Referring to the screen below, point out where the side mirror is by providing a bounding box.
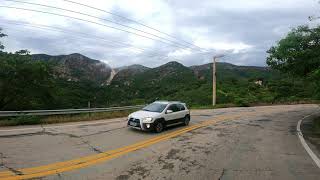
[166,109,173,114]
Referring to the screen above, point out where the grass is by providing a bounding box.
[0,110,134,126]
[0,116,42,126]
[191,101,320,110]
[191,103,238,109]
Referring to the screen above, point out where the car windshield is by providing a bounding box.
[142,103,167,113]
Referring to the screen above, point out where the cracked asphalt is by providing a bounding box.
[0,104,320,180]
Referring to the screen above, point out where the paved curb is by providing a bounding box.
[297,113,320,169]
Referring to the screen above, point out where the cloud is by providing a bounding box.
[0,0,319,68]
[194,39,253,54]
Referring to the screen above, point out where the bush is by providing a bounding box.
[7,116,42,126]
[234,98,250,107]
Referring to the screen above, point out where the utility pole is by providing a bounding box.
[212,55,225,106]
[212,57,216,106]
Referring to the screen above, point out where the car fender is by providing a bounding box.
[154,117,166,126]
[185,113,190,118]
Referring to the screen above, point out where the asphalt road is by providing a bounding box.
[0,104,319,180]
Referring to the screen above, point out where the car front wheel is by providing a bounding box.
[184,116,190,126]
[154,121,164,133]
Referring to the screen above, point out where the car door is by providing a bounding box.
[165,104,180,123]
[176,103,187,119]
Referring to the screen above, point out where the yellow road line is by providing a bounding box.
[1,123,201,176]
[0,113,248,180]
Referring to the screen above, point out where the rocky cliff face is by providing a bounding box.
[32,53,112,84]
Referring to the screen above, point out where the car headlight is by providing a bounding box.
[142,117,153,123]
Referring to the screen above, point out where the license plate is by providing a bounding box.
[129,122,137,126]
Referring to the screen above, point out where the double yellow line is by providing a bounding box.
[0,113,245,180]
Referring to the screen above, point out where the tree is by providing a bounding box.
[267,25,320,78]
[0,29,54,110]
[0,52,56,110]
[267,25,320,99]
[0,28,7,51]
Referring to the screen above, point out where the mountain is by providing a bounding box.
[105,61,202,105]
[111,61,196,86]
[31,53,274,87]
[3,51,314,110]
[104,61,288,106]
[111,64,150,85]
[190,62,276,82]
[111,61,276,87]
[32,53,112,84]
[115,64,150,72]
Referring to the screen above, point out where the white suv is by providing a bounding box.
[127,101,190,133]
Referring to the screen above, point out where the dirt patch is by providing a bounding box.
[162,162,174,170]
[166,149,180,159]
[204,126,214,131]
[255,119,272,122]
[194,145,206,150]
[193,114,212,117]
[188,130,207,135]
[157,155,176,172]
[116,175,130,180]
[217,132,228,137]
[128,165,149,177]
[246,123,264,129]
[117,163,151,179]
[175,134,192,142]
[204,150,211,154]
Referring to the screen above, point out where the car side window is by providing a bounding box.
[178,104,185,110]
[167,104,179,112]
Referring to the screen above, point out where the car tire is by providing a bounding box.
[184,116,190,126]
[154,121,164,133]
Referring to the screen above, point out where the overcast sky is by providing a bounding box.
[0,0,319,68]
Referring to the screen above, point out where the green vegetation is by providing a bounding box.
[0,110,134,126]
[0,50,56,110]
[0,116,42,126]
[106,61,317,107]
[0,25,319,116]
[267,25,320,99]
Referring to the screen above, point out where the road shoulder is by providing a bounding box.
[300,113,320,163]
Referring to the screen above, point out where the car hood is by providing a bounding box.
[129,110,160,119]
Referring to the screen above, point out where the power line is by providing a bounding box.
[0,20,144,52]
[0,20,166,57]
[3,0,201,51]
[1,22,174,61]
[0,5,195,50]
[62,0,204,51]
[0,19,205,63]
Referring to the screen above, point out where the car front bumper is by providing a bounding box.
[127,118,155,131]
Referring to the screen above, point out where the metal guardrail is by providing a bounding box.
[0,105,145,117]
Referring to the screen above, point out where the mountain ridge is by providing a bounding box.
[31,53,272,85]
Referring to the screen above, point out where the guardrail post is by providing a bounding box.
[88,101,91,120]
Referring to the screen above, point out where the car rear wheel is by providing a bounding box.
[184,116,190,126]
[154,121,164,133]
